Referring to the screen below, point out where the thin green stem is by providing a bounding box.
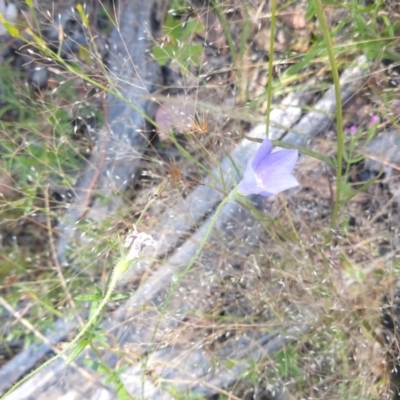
[135,197,156,227]
[172,189,236,285]
[265,0,277,137]
[210,0,241,82]
[314,0,344,242]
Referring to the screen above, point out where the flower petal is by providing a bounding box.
[253,149,299,194]
[251,137,273,170]
[237,156,261,195]
[258,173,299,196]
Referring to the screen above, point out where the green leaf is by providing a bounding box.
[357,2,379,13]
[152,44,175,66]
[380,14,394,37]
[181,18,204,42]
[153,43,203,72]
[285,46,323,76]
[91,328,108,344]
[176,44,203,73]
[75,293,102,302]
[110,292,131,301]
[305,0,316,20]
[163,15,182,41]
[2,20,19,38]
[66,337,91,364]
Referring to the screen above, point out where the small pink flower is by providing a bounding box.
[368,115,379,127]
[238,137,299,197]
[345,125,357,136]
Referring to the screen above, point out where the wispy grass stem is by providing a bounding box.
[314,0,344,242]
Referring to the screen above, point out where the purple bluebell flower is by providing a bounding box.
[238,137,299,197]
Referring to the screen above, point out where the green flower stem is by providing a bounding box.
[314,0,344,241]
[0,257,132,399]
[265,0,277,137]
[175,189,237,284]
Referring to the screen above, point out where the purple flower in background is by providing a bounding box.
[368,115,379,127]
[238,137,299,197]
[345,125,358,136]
